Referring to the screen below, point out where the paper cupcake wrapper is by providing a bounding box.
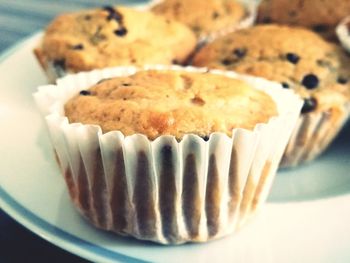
[147,0,257,44]
[280,103,350,168]
[336,16,350,53]
[34,65,302,244]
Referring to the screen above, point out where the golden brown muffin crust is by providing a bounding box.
[65,70,277,139]
[35,6,196,73]
[257,0,350,40]
[193,25,350,114]
[151,0,246,38]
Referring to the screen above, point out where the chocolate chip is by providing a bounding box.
[221,49,246,65]
[202,135,210,141]
[281,82,290,89]
[313,24,329,33]
[108,12,123,22]
[71,44,84,50]
[233,48,247,59]
[301,97,317,114]
[122,83,131,86]
[316,59,332,68]
[79,90,91,96]
[221,58,232,66]
[192,25,201,33]
[114,27,127,36]
[286,53,300,64]
[337,76,348,84]
[103,5,115,13]
[103,5,122,22]
[172,59,179,65]
[191,96,205,106]
[84,15,92,20]
[302,74,319,89]
[212,11,220,19]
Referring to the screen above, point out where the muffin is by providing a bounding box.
[33,65,302,244]
[257,0,350,40]
[193,25,350,167]
[34,6,196,82]
[150,0,256,41]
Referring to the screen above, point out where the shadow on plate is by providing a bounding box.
[54,189,274,263]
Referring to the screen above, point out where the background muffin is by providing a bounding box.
[34,66,302,244]
[257,0,350,40]
[151,0,255,41]
[193,25,350,167]
[34,6,196,82]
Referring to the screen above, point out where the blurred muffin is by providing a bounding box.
[34,66,302,244]
[257,0,350,40]
[34,6,196,82]
[193,25,350,167]
[151,0,256,41]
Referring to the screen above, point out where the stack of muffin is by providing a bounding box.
[33,0,350,244]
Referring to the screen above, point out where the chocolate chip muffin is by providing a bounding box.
[34,66,302,244]
[65,70,277,139]
[34,6,196,82]
[151,0,254,41]
[257,0,350,40]
[193,25,350,167]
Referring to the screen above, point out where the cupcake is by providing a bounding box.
[34,66,302,244]
[33,6,196,82]
[193,25,350,167]
[150,0,256,42]
[257,0,350,40]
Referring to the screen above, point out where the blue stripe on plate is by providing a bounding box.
[0,35,149,263]
[0,187,148,263]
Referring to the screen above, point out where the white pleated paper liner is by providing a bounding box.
[336,16,350,54]
[280,103,350,168]
[147,0,257,44]
[33,65,302,244]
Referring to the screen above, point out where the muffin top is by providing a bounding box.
[34,6,196,73]
[193,25,350,114]
[64,70,277,139]
[257,0,350,40]
[151,0,246,38]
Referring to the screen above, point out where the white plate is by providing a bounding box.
[1,33,350,263]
